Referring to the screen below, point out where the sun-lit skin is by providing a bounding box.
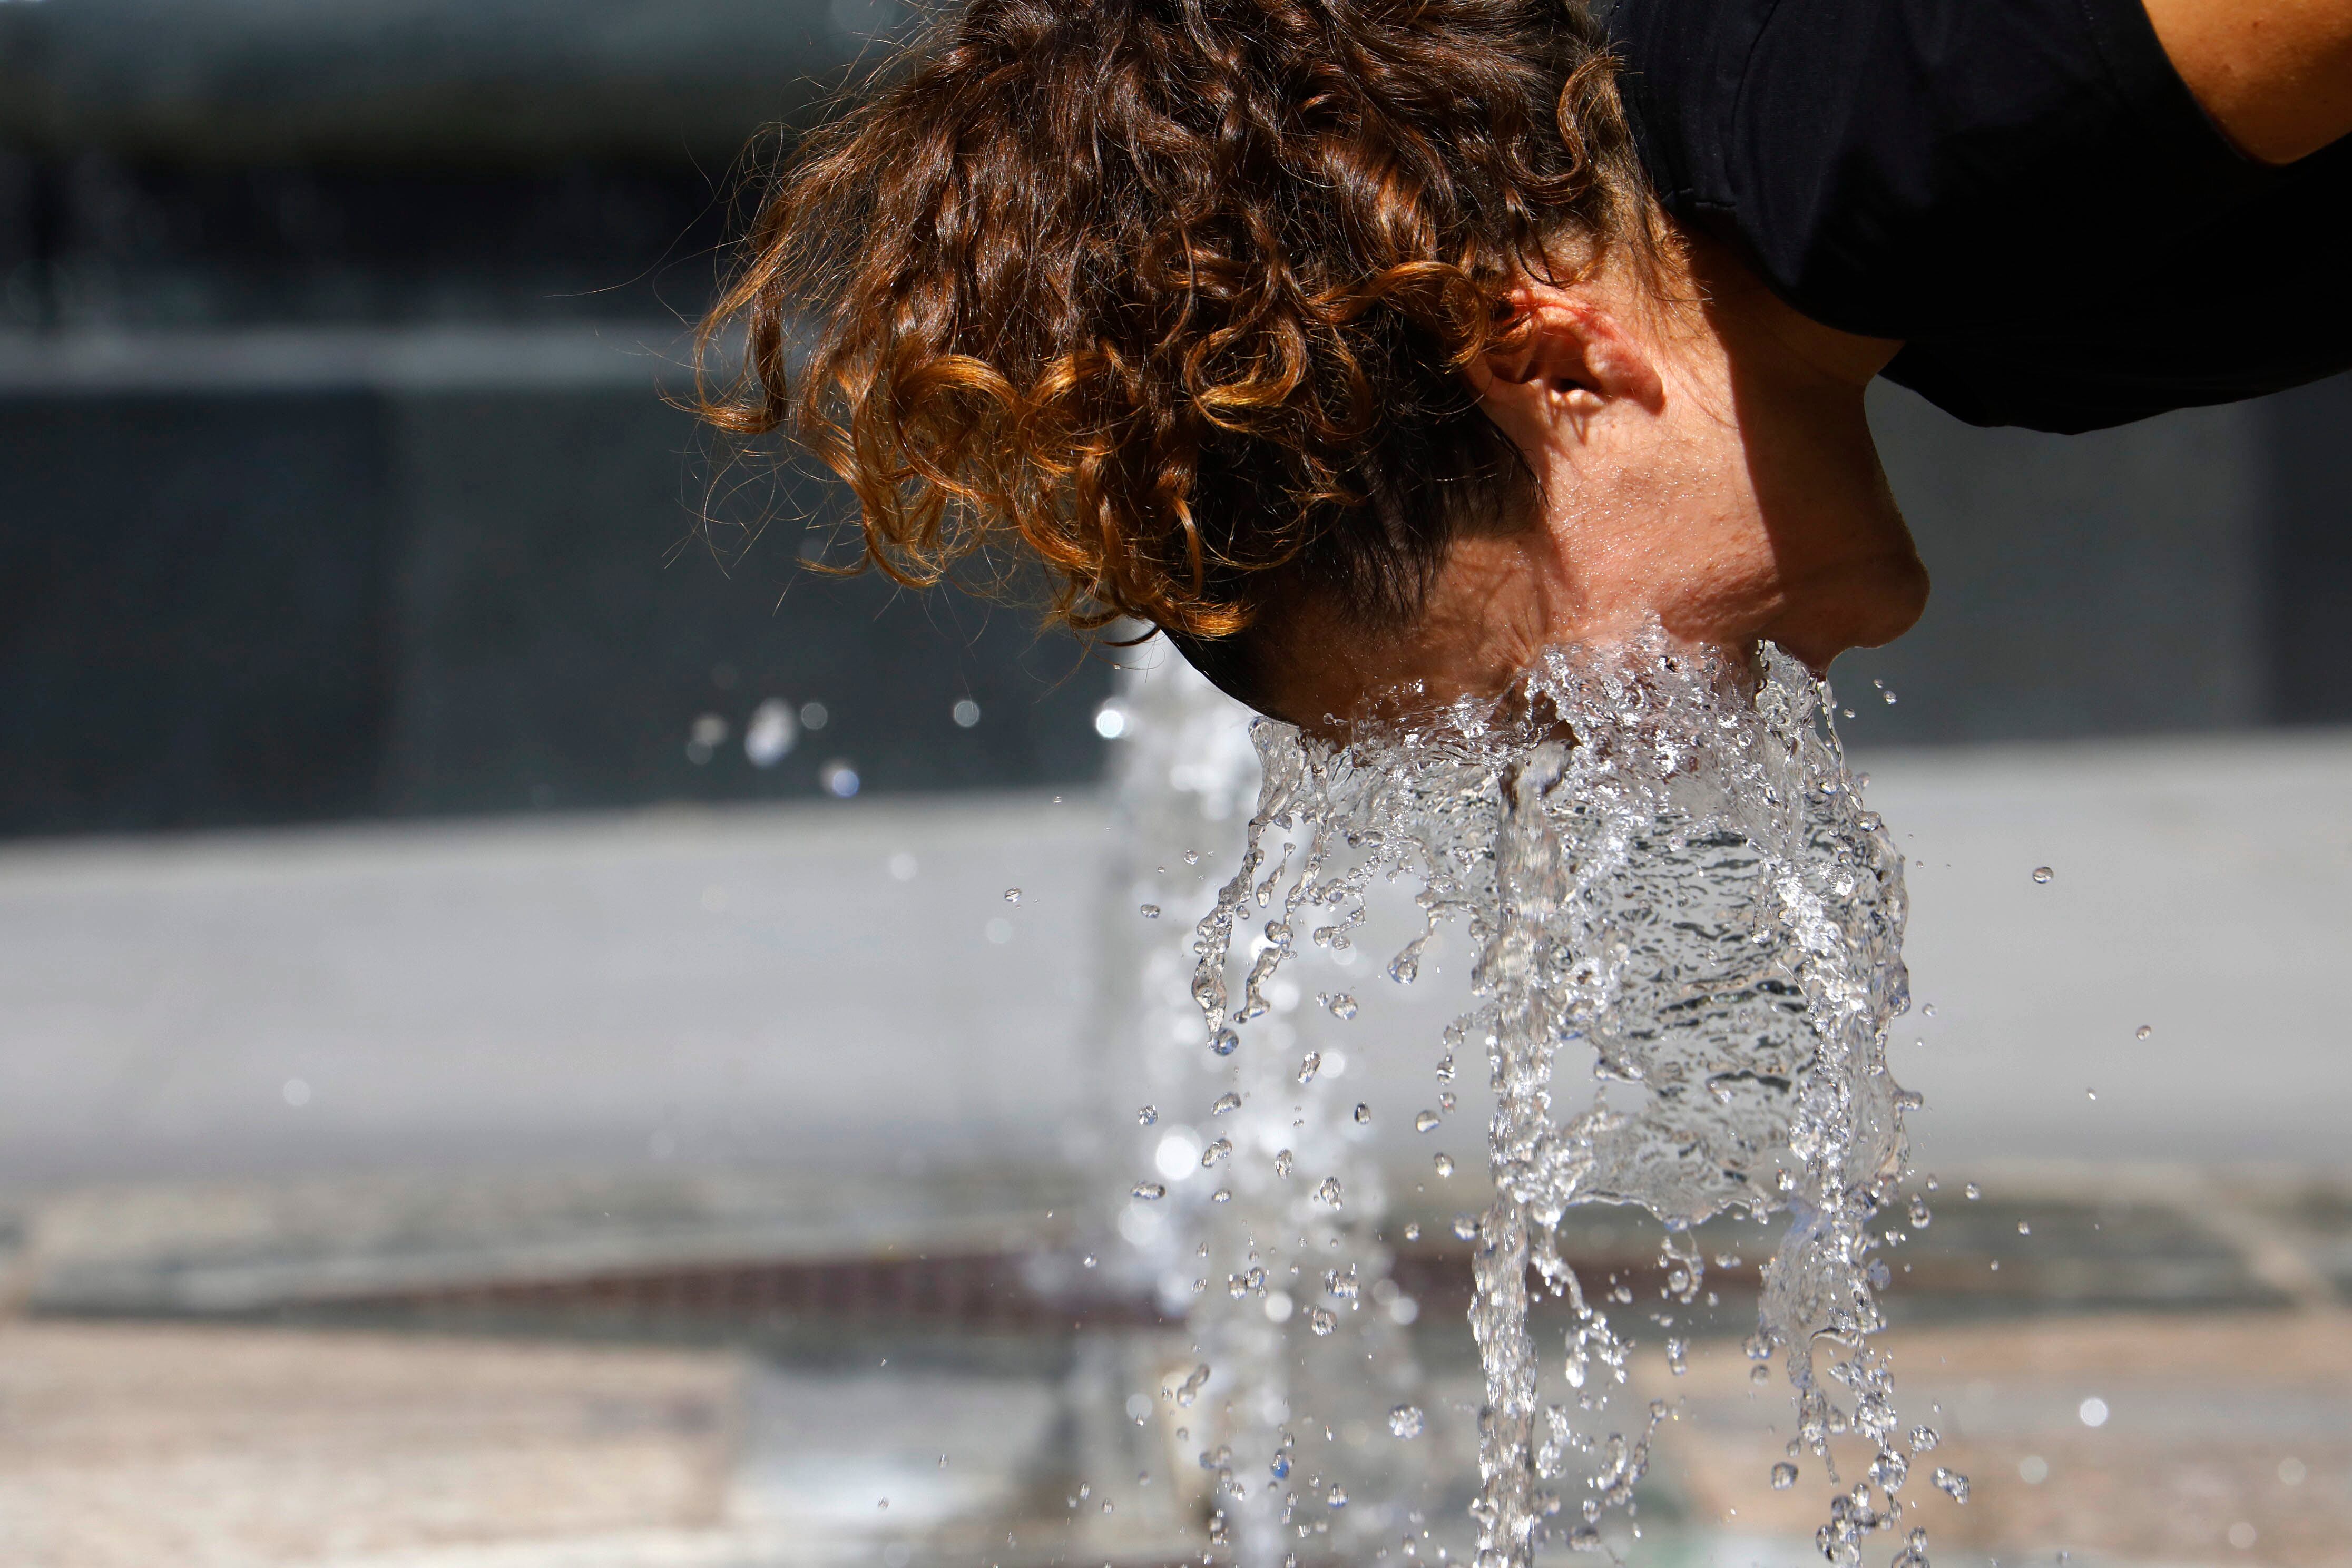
[1255,231,1932,734]
[2142,0,2352,164]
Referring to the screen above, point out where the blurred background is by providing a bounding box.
[1,4,2349,1565]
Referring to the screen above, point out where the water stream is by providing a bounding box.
[1094,655,1429,1564]
[1158,627,1929,1566]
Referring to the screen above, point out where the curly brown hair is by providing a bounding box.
[695,0,1654,702]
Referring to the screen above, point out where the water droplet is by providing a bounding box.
[1432,1152,1455,1177]
[1883,690,1898,704]
[1132,1182,1167,1201]
[1326,1483,1348,1507]
[1307,1306,1337,1336]
[1388,1405,1425,1439]
[950,697,982,728]
[1415,1110,1441,1132]
[1909,1425,1939,1453]
[1452,1214,1479,1241]
[1211,1028,1241,1057]
[1003,888,1022,905]
[1932,1467,1969,1503]
[1314,1177,1344,1208]
[745,699,798,766]
[1140,903,1161,919]
[1210,1187,1232,1202]
[1200,1137,1233,1167]
[1908,1195,1933,1228]
[1964,1182,1982,1200]
[1182,850,1201,865]
[1353,1102,1371,1125]
[2017,1220,2031,1236]
[1295,1051,1320,1083]
[1136,1105,1158,1125]
[1210,1092,1241,1116]
[1329,993,1358,1020]
[2078,1396,2108,1427]
[1666,1338,1689,1376]
[1403,1222,1420,1241]
[686,712,728,766]
[1750,1364,1771,1385]
[2086,1087,2096,1100]
[1272,1149,1295,1177]
[1870,1446,1910,1492]
[1771,1462,1798,1489]
[2135,1024,2153,1040]
[1923,1003,1937,1017]
[1082,1254,1097,1268]
[2031,865,2053,884]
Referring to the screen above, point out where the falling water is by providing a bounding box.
[1184,626,1922,1566]
[1093,653,1428,1566]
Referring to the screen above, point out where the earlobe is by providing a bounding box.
[1576,315,1665,412]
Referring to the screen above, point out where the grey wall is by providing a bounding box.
[2266,373,2352,724]
[0,355,1113,837]
[377,387,1110,819]
[0,390,397,829]
[0,0,895,164]
[1828,378,2350,748]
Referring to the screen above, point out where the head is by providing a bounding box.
[699,0,1925,728]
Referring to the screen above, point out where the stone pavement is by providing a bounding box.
[1,1300,2348,1567]
[1655,1312,2352,1568]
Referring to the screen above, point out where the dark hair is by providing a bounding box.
[696,0,1653,704]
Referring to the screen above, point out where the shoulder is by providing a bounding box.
[1606,0,2254,337]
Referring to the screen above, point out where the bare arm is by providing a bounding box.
[2141,0,2352,163]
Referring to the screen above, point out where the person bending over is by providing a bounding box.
[697,0,2351,727]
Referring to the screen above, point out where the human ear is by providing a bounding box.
[1473,285,1665,446]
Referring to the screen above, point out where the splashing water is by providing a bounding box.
[1187,626,1918,1566]
[1091,652,1427,1566]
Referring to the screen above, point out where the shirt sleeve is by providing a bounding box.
[1605,0,2267,339]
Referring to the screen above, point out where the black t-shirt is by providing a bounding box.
[1605,0,2352,432]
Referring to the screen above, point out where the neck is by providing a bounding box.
[1683,231,1902,389]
